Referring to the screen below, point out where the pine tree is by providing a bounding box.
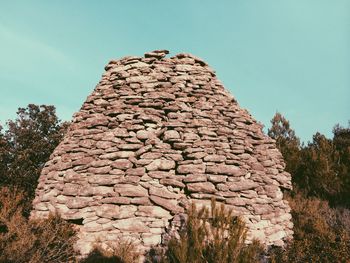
[268,112,301,179]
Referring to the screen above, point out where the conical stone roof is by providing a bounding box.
[32,50,293,256]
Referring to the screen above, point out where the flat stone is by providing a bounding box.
[146,159,176,171]
[136,206,171,218]
[183,174,207,183]
[142,234,162,246]
[113,218,149,232]
[203,155,226,162]
[206,164,241,176]
[187,182,216,193]
[228,180,260,191]
[114,184,148,197]
[101,197,131,204]
[160,178,185,188]
[118,144,143,150]
[163,130,180,141]
[115,205,137,219]
[149,186,179,199]
[177,163,205,174]
[96,204,120,219]
[111,159,133,170]
[66,197,90,209]
[208,175,227,183]
[149,195,183,214]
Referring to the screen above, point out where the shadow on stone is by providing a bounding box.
[80,248,123,263]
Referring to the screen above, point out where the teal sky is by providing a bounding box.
[0,1,349,142]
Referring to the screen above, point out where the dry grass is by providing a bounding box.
[269,192,350,263]
[161,199,263,263]
[0,187,77,263]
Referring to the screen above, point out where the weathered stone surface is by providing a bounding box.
[113,218,149,232]
[32,50,293,258]
[136,206,172,218]
[146,159,176,171]
[96,204,120,219]
[206,164,241,176]
[228,180,260,191]
[111,159,133,170]
[177,163,205,174]
[149,186,179,199]
[114,184,148,197]
[163,130,180,141]
[149,196,183,214]
[187,182,216,193]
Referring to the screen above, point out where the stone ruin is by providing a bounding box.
[31,50,293,257]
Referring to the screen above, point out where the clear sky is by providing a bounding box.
[0,1,349,142]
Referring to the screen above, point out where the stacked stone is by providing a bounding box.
[31,50,293,256]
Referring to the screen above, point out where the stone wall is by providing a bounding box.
[31,50,293,257]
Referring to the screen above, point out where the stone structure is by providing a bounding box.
[31,50,293,257]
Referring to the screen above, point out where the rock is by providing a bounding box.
[114,184,148,197]
[149,196,183,214]
[227,180,259,191]
[149,186,179,199]
[177,163,205,174]
[146,159,176,171]
[66,197,90,209]
[113,218,149,232]
[203,155,226,162]
[111,159,133,170]
[115,205,137,219]
[136,206,171,218]
[96,204,120,219]
[101,197,131,204]
[206,164,241,176]
[160,178,185,188]
[183,174,207,183]
[187,182,216,193]
[163,130,180,141]
[208,175,227,183]
[142,233,162,246]
[126,167,146,176]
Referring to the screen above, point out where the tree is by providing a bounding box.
[268,112,301,179]
[0,104,68,202]
[298,133,342,201]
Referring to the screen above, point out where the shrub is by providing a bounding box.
[0,187,77,263]
[269,192,350,263]
[162,199,263,263]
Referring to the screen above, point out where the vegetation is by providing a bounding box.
[0,187,77,263]
[0,104,68,215]
[268,112,350,262]
[0,105,349,262]
[161,200,263,263]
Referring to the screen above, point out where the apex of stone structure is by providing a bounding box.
[32,50,293,257]
[144,49,169,59]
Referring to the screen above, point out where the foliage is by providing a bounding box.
[0,187,78,263]
[268,113,350,207]
[269,192,350,263]
[0,104,68,214]
[268,112,301,177]
[81,240,141,263]
[162,200,263,263]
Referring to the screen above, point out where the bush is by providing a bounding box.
[162,200,263,263]
[0,187,77,263]
[269,192,350,263]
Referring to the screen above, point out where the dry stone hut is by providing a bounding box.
[31,50,293,256]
